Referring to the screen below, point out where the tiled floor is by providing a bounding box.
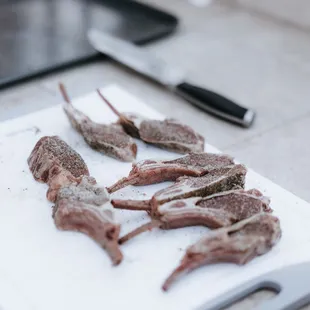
[1,0,310,203]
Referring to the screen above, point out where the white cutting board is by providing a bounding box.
[1,85,310,310]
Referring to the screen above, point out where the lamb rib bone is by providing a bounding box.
[97,89,205,154]
[28,135,92,202]
[53,177,123,265]
[162,213,281,291]
[59,83,137,162]
[107,152,235,193]
[118,186,272,245]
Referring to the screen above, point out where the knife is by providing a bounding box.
[87,28,255,128]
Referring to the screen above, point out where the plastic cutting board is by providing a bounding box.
[1,85,310,310]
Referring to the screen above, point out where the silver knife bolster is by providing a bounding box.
[87,28,184,87]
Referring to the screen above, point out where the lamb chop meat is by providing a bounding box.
[97,89,204,154]
[118,186,271,245]
[107,152,235,193]
[29,136,123,265]
[113,164,247,213]
[150,164,247,211]
[28,135,92,202]
[53,177,123,265]
[162,213,281,291]
[59,83,137,162]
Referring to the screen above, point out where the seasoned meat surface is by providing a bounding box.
[28,136,91,202]
[162,213,281,291]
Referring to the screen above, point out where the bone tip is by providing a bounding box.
[96,88,109,104]
[162,282,170,292]
[109,244,124,266]
[112,254,123,266]
[162,276,175,292]
[58,82,71,104]
[59,82,65,95]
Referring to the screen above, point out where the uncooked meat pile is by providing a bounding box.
[27,88,282,292]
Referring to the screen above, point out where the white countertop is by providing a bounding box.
[1,0,310,206]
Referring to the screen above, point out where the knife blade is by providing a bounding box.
[87,28,255,128]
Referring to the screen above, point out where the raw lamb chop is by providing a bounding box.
[59,83,137,162]
[28,135,92,202]
[118,187,271,245]
[97,89,204,154]
[162,213,281,291]
[108,152,235,193]
[53,177,123,265]
[113,164,246,212]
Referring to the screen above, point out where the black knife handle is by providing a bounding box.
[175,82,255,128]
